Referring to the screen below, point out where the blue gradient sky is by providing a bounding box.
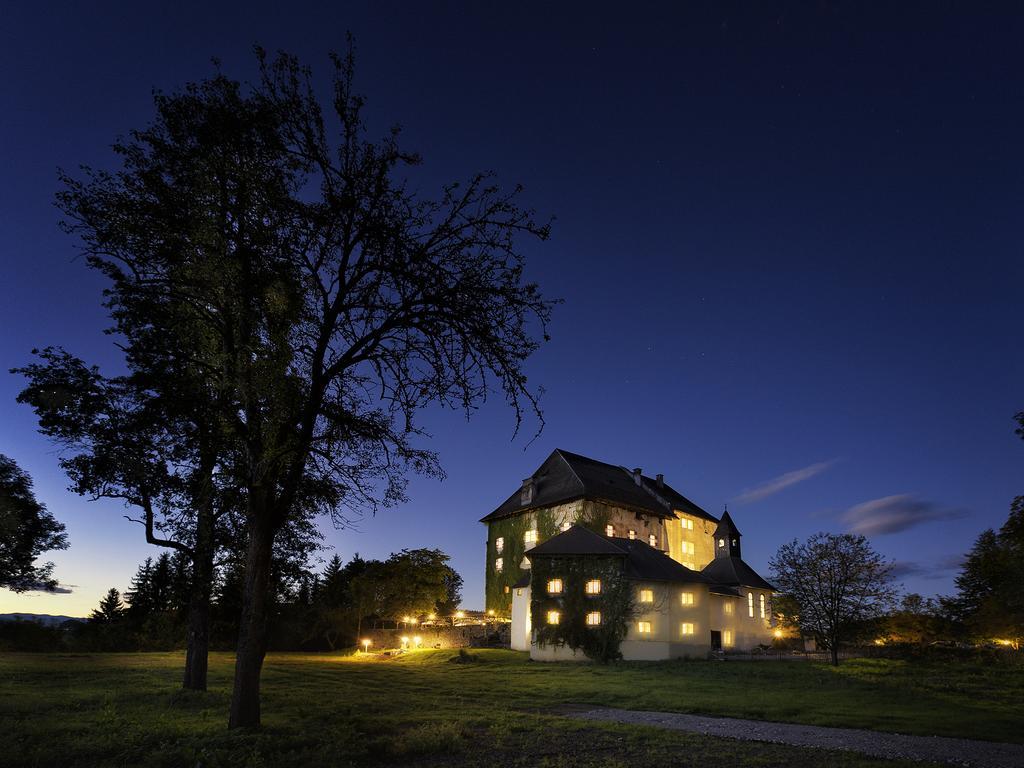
[1,2,1021,616]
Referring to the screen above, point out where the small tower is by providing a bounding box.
[713,509,741,559]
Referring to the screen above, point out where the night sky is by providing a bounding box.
[2,2,1021,616]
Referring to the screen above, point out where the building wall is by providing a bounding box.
[485,499,673,615]
[664,514,717,570]
[708,589,775,650]
[510,583,531,651]
[525,580,776,661]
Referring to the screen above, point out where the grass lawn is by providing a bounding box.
[2,648,1021,767]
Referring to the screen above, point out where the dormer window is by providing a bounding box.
[520,478,534,505]
[560,521,571,531]
[495,537,504,554]
[628,529,636,540]
[605,524,614,537]
[648,534,657,547]
[718,538,725,549]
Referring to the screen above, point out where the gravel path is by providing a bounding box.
[567,708,1024,767]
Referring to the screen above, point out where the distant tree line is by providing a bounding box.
[0,547,462,653]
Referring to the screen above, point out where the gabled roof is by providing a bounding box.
[525,526,712,585]
[701,556,775,591]
[480,449,718,523]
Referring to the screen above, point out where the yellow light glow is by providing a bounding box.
[361,639,371,651]
[400,636,409,644]
[874,638,886,646]
[428,613,436,621]
[413,636,422,647]
[402,615,410,623]
[410,618,418,624]
[455,611,465,619]
[487,609,495,616]
[995,639,1014,646]
[773,629,783,639]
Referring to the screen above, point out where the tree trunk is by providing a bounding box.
[830,636,839,666]
[228,510,276,729]
[183,469,216,691]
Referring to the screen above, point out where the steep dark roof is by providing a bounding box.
[701,556,775,591]
[713,510,742,538]
[525,526,711,585]
[480,449,718,523]
[511,573,531,589]
[526,524,629,557]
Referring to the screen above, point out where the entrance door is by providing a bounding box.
[710,630,722,650]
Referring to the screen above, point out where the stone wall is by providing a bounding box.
[362,623,510,651]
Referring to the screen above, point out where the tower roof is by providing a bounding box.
[701,556,774,591]
[713,509,741,538]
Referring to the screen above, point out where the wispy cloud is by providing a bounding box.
[843,494,967,536]
[890,555,965,581]
[734,460,837,504]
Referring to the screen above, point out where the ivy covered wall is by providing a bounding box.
[483,499,663,615]
[530,555,635,662]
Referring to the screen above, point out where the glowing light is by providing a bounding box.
[487,609,495,616]
[995,639,1014,647]
[413,636,422,648]
[410,618,418,625]
[427,613,436,621]
[402,615,410,623]
[455,611,465,619]
[874,638,886,646]
[773,629,783,639]
[361,639,371,652]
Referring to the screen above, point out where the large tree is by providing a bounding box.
[770,532,896,664]
[16,349,229,690]
[53,44,555,728]
[0,454,67,592]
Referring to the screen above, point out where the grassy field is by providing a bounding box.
[2,648,1022,767]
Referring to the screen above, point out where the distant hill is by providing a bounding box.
[0,613,86,626]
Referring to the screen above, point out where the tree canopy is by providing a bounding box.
[770,532,896,664]
[0,454,67,592]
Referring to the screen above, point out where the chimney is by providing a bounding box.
[656,473,664,489]
[520,478,534,505]
[632,467,642,485]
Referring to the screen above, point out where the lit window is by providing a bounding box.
[546,610,560,625]
[586,611,602,626]
[640,588,654,603]
[723,602,734,616]
[516,588,523,596]
[504,585,510,594]
[681,622,694,636]
[495,557,503,572]
[648,534,657,547]
[681,518,694,530]
[682,542,695,555]
[495,537,504,554]
[628,529,636,540]
[524,529,538,545]
[722,630,733,647]
[748,592,754,618]
[561,521,571,531]
[718,538,725,548]
[547,579,563,595]
[680,592,694,606]
[637,621,652,634]
[605,524,615,537]
[585,579,602,595]
[759,593,766,619]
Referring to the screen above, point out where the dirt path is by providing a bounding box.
[567,708,1024,767]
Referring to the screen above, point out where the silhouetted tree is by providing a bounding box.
[91,588,125,623]
[46,43,553,728]
[16,350,227,690]
[771,532,897,665]
[0,454,67,592]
